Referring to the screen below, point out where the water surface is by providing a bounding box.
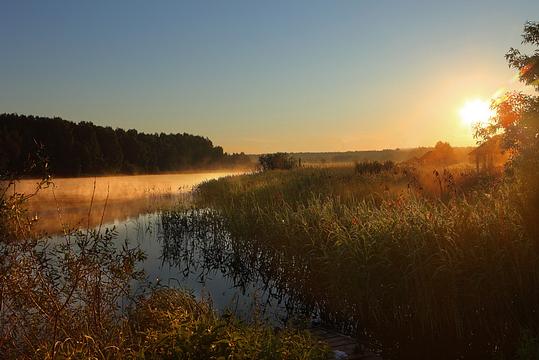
[17,171,296,323]
[14,171,238,234]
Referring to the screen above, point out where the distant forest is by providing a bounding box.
[0,114,252,176]
[255,145,475,166]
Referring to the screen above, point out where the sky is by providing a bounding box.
[1,1,537,153]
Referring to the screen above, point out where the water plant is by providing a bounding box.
[188,165,539,359]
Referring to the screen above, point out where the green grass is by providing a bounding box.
[190,165,539,359]
[32,288,329,359]
[130,288,329,360]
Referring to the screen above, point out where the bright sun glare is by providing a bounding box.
[459,99,495,127]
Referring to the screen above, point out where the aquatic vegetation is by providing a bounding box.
[189,165,539,359]
[160,207,316,322]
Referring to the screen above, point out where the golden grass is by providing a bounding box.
[186,165,539,359]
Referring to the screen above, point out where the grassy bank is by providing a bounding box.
[192,165,539,359]
[33,287,329,359]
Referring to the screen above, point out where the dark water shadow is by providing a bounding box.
[159,208,317,325]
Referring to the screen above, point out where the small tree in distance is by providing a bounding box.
[258,152,297,171]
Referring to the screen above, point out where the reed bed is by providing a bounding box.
[190,165,539,359]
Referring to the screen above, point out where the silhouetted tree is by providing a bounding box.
[418,141,457,166]
[476,21,539,234]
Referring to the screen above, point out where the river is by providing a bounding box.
[13,171,237,234]
[12,171,295,323]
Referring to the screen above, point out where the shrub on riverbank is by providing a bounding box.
[259,153,298,171]
[132,289,329,359]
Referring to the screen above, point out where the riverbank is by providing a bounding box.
[187,165,539,359]
[0,173,329,359]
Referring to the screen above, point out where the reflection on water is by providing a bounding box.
[12,172,239,234]
[91,210,306,324]
[159,209,311,322]
[159,208,361,334]
[12,170,312,324]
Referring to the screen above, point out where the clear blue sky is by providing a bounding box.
[1,1,537,153]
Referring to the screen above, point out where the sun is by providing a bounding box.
[459,99,495,127]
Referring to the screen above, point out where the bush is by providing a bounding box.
[132,289,329,359]
[354,160,395,175]
[259,153,297,171]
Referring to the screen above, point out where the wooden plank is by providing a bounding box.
[326,337,356,348]
[308,325,382,360]
[335,343,359,354]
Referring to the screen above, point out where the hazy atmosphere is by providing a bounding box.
[1,0,536,152]
[2,2,539,359]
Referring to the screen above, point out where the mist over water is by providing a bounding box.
[11,170,291,322]
[13,171,241,234]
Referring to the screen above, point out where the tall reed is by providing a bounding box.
[192,166,539,359]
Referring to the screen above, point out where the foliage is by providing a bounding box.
[506,21,539,90]
[132,289,329,360]
[259,153,298,171]
[0,212,146,358]
[0,113,252,176]
[477,22,539,235]
[354,160,395,175]
[0,144,51,243]
[478,21,539,161]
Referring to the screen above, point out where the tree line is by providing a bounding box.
[0,113,251,177]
